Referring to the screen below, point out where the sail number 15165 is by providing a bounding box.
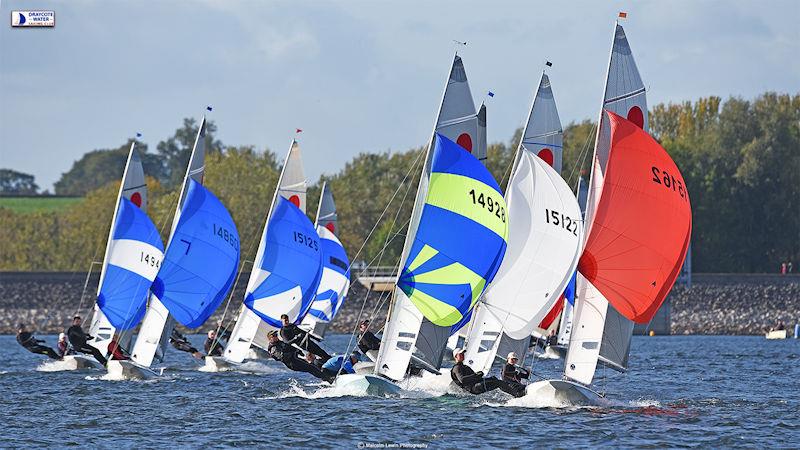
[468,189,505,223]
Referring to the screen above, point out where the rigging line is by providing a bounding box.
[333,148,426,377]
[209,259,254,356]
[214,207,270,343]
[565,123,598,188]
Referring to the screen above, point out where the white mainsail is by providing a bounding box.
[88,142,149,354]
[130,117,208,367]
[374,54,485,380]
[564,22,648,385]
[463,73,581,373]
[555,177,589,347]
[224,140,307,363]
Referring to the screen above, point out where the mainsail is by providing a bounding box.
[463,72,581,373]
[89,144,162,353]
[131,117,209,367]
[224,140,314,363]
[300,182,351,338]
[375,132,507,381]
[564,23,692,385]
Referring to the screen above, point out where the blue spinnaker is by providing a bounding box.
[564,271,577,306]
[97,197,165,330]
[397,133,508,327]
[304,226,350,323]
[245,197,323,328]
[152,179,240,328]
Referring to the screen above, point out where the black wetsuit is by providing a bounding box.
[66,325,107,366]
[267,340,330,382]
[451,362,524,397]
[169,330,199,354]
[204,337,224,357]
[357,330,381,354]
[280,323,331,360]
[17,332,60,360]
[502,363,530,392]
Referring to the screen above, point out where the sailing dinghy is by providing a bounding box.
[66,142,164,370]
[208,140,324,371]
[111,115,240,379]
[336,129,508,394]
[462,71,582,375]
[526,21,692,405]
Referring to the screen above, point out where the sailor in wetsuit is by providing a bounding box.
[16,323,60,360]
[357,320,381,354]
[107,337,131,361]
[279,314,331,360]
[450,348,524,397]
[501,352,530,392]
[204,330,225,357]
[66,316,107,366]
[321,353,359,379]
[57,332,74,358]
[266,331,331,382]
[169,329,203,359]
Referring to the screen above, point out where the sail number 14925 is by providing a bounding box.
[468,189,506,223]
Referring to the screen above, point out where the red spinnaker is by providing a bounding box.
[578,111,692,323]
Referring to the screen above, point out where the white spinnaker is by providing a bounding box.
[564,23,648,385]
[375,54,485,380]
[130,117,208,367]
[88,143,148,354]
[224,140,307,363]
[463,151,581,372]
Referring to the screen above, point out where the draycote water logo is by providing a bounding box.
[11,10,55,28]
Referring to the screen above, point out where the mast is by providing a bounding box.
[130,115,208,367]
[564,19,649,384]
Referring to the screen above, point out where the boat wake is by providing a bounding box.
[399,368,466,397]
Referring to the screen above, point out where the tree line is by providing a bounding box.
[0,92,797,273]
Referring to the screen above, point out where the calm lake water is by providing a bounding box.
[3,334,798,448]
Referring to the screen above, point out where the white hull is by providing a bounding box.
[106,360,159,380]
[524,379,604,406]
[333,374,402,396]
[202,356,235,372]
[766,330,788,340]
[536,345,566,360]
[62,355,103,370]
[353,361,375,374]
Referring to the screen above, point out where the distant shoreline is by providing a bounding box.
[1,272,798,336]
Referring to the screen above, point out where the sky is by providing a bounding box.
[1,0,798,191]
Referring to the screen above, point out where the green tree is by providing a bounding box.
[157,118,223,188]
[0,169,39,195]
[54,139,164,196]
